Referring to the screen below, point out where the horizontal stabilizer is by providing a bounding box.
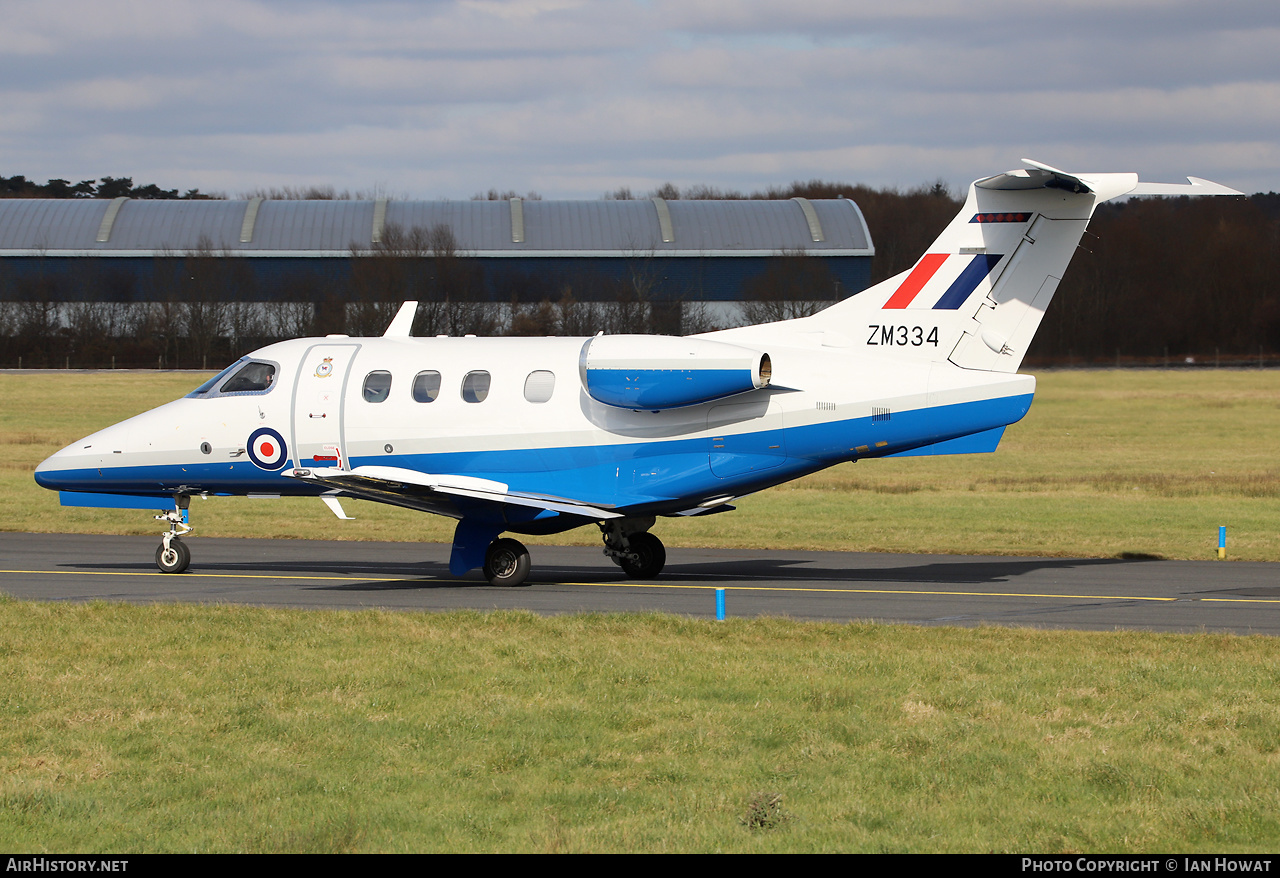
[1128,176,1243,197]
[977,160,1240,202]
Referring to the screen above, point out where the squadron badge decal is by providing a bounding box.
[315,357,334,378]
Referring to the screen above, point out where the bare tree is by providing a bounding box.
[679,299,727,335]
[264,300,316,340]
[649,182,680,201]
[472,188,542,201]
[554,289,607,337]
[740,249,839,325]
[507,299,559,336]
[349,222,495,337]
[430,223,495,336]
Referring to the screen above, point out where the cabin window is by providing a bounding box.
[412,371,442,403]
[461,371,490,403]
[218,361,276,394]
[523,370,555,403]
[363,371,393,403]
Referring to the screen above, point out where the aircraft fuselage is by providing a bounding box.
[35,332,1034,529]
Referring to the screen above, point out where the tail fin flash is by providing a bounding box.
[816,160,1240,372]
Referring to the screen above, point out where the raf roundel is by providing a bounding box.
[247,427,289,471]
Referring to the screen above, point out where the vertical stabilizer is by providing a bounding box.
[795,161,1240,373]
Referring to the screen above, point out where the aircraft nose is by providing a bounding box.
[34,445,77,490]
[33,421,131,492]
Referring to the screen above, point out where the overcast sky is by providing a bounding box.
[3,0,1278,199]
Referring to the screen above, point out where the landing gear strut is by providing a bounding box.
[483,537,531,587]
[154,495,192,574]
[600,518,666,579]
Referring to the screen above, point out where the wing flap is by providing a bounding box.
[286,465,624,520]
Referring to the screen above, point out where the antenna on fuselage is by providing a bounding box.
[383,301,419,337]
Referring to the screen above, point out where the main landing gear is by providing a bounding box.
[154,495,192,574]
[483,537,532,587]
[473,518,667,587]
[600,518,666,579]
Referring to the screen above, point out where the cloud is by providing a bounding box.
[1,0,1276,198]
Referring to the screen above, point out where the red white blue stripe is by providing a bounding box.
[883,253,1003,310]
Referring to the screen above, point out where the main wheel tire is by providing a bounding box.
[619,532,665,579]
[483,538,531,587]
[155,538,191,574]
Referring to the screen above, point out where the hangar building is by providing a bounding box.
[0,195,874,310]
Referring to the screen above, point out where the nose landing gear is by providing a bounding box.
[155,534,191,574]
[154,495,193,574]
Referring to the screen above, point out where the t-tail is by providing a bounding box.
[809,159,1241,372]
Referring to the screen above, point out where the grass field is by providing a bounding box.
[3,368,1279,560]
[3,370,1280,852]
[3,603,1279,853]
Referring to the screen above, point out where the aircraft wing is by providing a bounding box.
[286,465,625,521]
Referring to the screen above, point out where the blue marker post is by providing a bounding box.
[715,588,726,621]
[1218,526,1227,560]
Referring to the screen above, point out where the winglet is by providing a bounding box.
[383,301,418,337]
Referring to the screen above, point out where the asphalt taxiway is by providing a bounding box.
[3,532,1277,634]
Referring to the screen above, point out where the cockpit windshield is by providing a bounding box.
[221,361,277,393]
[186,359,244,398]
[185,358,278,399]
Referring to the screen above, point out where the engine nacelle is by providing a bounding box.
[580,335,771,410]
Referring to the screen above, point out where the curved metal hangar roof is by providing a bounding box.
[0,197,873,259]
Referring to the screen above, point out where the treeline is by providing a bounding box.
[1,173,1278,369]
[346,224,699,339]
[620,178,1280,363]
[1035,194,1280,363]
[0,227,715,369]
[642,178,1280,363]
[0,174,214,200]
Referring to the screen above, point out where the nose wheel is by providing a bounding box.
[156,538,191,574]
[154,496,193,574]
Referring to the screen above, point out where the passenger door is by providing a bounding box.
[291,342,361,470]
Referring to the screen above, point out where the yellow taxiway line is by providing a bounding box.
[5,567,1271,603]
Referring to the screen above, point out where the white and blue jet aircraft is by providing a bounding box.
[35,161,1239,585]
